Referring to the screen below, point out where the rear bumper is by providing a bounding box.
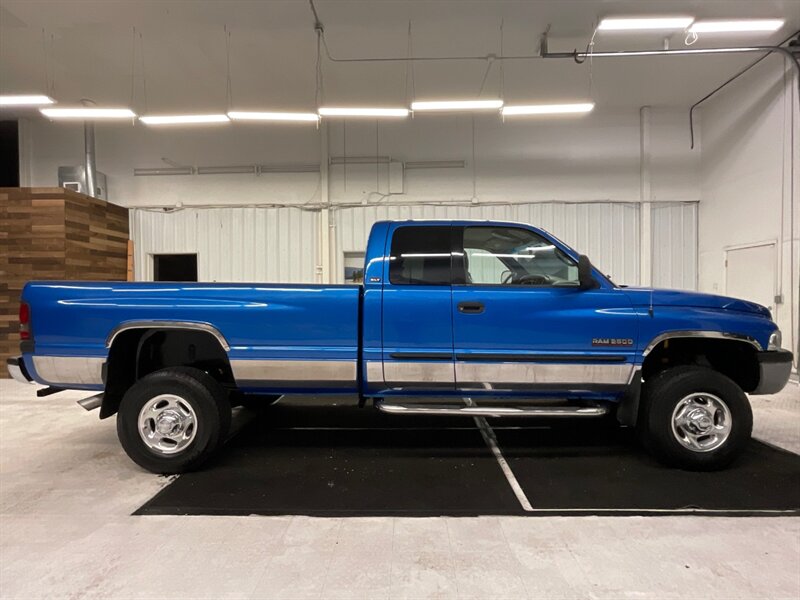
[752,350,794,395]
[6,356,35,385]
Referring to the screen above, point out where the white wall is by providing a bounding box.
[23,107,698,208]
[699,56,799,361]
[130,207,319,282]
[22,106,701,289]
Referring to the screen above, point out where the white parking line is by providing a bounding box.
[464,398,534,512]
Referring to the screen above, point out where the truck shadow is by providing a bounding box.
[134,396,800,517]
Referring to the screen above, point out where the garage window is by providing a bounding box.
[153,254,198,282]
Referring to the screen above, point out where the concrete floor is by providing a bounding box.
[0,378,798,600]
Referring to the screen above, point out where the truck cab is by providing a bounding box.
[7,219,794,474]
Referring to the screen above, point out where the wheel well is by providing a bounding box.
[101,328,235,419]
[642,338,759,393]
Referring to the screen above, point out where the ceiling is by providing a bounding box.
[1,0,798,115]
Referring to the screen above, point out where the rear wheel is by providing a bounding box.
[638,366,752,471]
[117,367,231,474]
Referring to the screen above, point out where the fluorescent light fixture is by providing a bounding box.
[502,102,595,116]
[228,111,319,122]
[40,107,135,119]
[0,94,54,106]
[688,19,784,33]
[139,114,229,125]
[597,17,694,31]
[318,107,409,118]
[411,99,503,111]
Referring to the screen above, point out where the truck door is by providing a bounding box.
[380,224,456,391]
[450,224,637,393]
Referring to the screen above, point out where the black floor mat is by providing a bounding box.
[136,398,800,517]
[494,427,800,515]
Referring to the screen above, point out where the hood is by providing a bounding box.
[622,288,772,318]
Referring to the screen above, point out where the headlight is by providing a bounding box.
[768,329,782,351]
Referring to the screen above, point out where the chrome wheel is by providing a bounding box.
[671,392,732,453]
[138,394,198,455]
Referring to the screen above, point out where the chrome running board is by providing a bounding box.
[375,401,608,418]
[77,393,103,411]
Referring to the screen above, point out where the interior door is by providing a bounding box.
[451,225,638,393]
[381,225,455,390]
[726,243,776,314]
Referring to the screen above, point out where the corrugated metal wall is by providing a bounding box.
[131,201,697,290]
[651,202,698,290]
[130,207,318,282]
[335,202,642,286]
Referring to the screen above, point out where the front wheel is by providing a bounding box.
[117,367,230,474]
[638,366,752,471]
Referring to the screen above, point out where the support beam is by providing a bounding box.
[319,121,331,283]
[639,106,653,287]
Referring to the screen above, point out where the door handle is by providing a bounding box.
[458,301,484,314]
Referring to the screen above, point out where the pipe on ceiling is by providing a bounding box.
[537,38,800,149]
[81,98,98,198]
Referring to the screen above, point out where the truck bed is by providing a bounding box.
[21,281,361,391]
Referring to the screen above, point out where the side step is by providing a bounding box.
[77,393,103,411]
[375,400,608,418]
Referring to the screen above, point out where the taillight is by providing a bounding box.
[19,302,30,340]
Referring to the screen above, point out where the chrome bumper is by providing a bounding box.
[752,350,794,395]
[6,356,35,385]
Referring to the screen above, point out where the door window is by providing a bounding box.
[389,226,452,285]
[461,226,579,287]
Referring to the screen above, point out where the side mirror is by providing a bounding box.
[578,255,597,290]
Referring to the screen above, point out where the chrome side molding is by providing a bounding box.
[105,321,231,351]
[642,330,762,356]
[32,356,104,386]
[230,359,357,386]
[375,400,608,418]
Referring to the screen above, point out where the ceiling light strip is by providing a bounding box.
[140,114,229,125]
[502,103,595,116]
[1,95,54,106]
[41,107,135,119]
[411,100,503,111]
[228,111,319,122]
[318,107,409,117]
[597,17,694,31]
[688,19,784,33]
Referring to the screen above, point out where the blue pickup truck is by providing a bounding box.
[7,220,793,473]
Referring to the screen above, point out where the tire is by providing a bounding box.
[166,367,232,444]
[638,366,752,471]
[116,367,231,474]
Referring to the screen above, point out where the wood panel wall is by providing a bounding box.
[0,188,129,377]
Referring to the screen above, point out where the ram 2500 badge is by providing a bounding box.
[7,220,793,473]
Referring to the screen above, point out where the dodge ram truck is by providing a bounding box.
[7,220,794,473]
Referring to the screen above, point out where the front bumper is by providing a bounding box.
[6,356,35,385]
[752,350,794,395]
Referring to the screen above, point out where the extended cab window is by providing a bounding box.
[389,226,452,285]
[462,226,579,286]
